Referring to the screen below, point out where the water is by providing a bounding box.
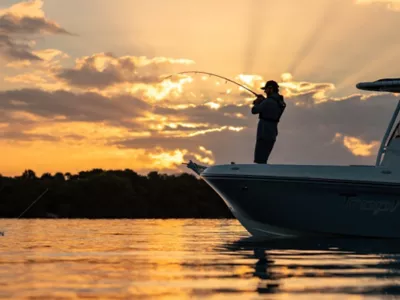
[1,219,400,299]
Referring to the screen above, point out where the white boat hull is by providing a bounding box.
[201,165,400,238]
[225,204,323,238]
[187,79,400,239]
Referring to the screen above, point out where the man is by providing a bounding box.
[251,80,286,164]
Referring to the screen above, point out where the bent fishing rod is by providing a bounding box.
[163,71,260,97]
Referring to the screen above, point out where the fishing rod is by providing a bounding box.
[164,71,260,97]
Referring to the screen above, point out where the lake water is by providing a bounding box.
[1,219,400,299]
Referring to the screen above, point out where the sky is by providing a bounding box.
[1,0,400,176]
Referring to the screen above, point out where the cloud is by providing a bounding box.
[153,103,250,127]
[277,73,336,104]
[5,52,264,106]
[0,0,71,62]
[4,48,72,92]
[2,1,400,175]
[113,87,399,166]
[1,66,399,174]
[0,86,248,145]
[355,0,400,11]
[5,48,68,68]
[0,81,247,174]
[0,12,70,35]
[333,133,380,156]
[0,130,59,142]
[0,89,152,126]
[0,0,45,18]
[57,52,194,89]
[0,34,41,61]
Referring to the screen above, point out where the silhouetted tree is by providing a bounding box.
[0,168,233,219]
[41,173,53,180]
[22,169,36,180]
[54,172,65,181]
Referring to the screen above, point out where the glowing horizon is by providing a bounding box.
[1,0,400,177]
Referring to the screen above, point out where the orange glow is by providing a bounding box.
[0,139,213,176]
[281,72,293,82]
[5,72,70,91]
[334,133,380,157]
[224,112,245,119]
[9,111,47,121]
[33,49,69,61]
[6,73,48,85]
[193,154,214,164]
[136,112,211,133]
[129,76,193,102]
[25,122,151,140]
[168,104,197,110]
[279,75,335,104]
[187,126,244,137]
[236,74,264,88]
[2,0,398,176]
[204,101,220,110]
[148,149,188,168]
[6,60,32,69]
[228,126,244,132]
[199,146,213,156]
[0,140,145,176]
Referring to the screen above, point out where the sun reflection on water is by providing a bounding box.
[1,219,400,299]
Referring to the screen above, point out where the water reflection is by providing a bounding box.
[2,219,400,298]
[222,236,400,296]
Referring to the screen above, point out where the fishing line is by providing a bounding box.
[163,71,260,97]
[18,188,49,219]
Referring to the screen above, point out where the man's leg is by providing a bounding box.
[254,139,275,164]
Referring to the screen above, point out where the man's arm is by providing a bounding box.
[251,95,267,114]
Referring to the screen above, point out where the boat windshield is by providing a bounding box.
[356,78,400,165]
[387,122,400,145]
[375,100,400,165]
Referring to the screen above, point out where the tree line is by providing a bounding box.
[0,169,233,219]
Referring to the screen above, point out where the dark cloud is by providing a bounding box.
[58,53,131,88]
[57,53,169,88]
[0,34,41,61]
[0,88,151,124]
[283,93,398,141]
[0,13,71,35]
[0,7,72,62]
[112,128,249,164]
[114,134,207,151]
[0,88,248,136]
[0,130,59,142]
[154,104,250,127]
[1,82,398,166]
[114,92,400,165]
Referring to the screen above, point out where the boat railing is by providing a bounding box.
[356,79,400,167]
[375,100,400,166]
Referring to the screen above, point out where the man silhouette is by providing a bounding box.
[251,80,286,164]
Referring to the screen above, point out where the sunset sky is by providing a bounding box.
[1,0,400,176]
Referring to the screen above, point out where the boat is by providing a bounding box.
[187,78,400,238]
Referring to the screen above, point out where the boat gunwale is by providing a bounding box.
[201,173,400,188]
